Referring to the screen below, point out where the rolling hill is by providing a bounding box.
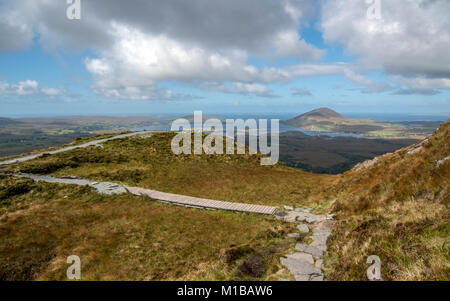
[0,121,448,280]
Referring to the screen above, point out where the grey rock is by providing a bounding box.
[284,205,294,211]
[436,155,450,167]
[314,259,323,269]
[296,215,307,222]
[283,212,301,223]
[310,242,327,252]
[354,157,379,171]
[276,210,288,217]
[295,243,324,258]
[310,230,331,251]
[294,208,310,213]
[294,274,311,281]
[285,252,314,265]
[406,145,422,156]
[297,224,309,233]
[280,257,322,277]
[312,228,331,235]
[310,275,324,281]
[305,214,327,224]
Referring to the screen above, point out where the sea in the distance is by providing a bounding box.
[134,113,449,138]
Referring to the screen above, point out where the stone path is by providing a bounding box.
[13,173,128,195]
[0,131,152,166]
[277,207,334,281]
[8,173,277,215]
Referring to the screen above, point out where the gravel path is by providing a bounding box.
[0,131,151,166]
[13,173,128,195]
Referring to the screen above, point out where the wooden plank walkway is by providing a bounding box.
[125,186,277,215]
[5,173,277,215]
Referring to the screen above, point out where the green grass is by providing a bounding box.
[7,132,331,207]
[2,123,448,281]
[0,175,296,280]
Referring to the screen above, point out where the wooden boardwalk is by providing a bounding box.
[6,173,277,215]
[125,186,277,215]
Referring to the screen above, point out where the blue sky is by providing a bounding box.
[1,0,449,118]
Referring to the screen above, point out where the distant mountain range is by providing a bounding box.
[0,117,23,126]
[283,108,441,139]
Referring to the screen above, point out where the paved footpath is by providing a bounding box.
[276,207,334,281]
[0,131,151,166]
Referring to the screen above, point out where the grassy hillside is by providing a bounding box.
[321,121,450,280]
[0,175,298,280]
[1,123,448,281]
[0,115,173,157]
[5,132,331,207]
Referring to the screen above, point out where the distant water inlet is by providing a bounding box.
[170,111,279,166]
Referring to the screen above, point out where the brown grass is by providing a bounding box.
[0,176,296,280]
[7,132,332,207]
[322,121,450,280]
[2,122,449,281]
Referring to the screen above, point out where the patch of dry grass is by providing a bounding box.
[0,175,296,280]
[323,122,450,280]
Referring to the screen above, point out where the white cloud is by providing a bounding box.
[274,31,325,60]
[2,0,448,99]
[84,24,266,99]
[196,81,275,97]
[41,87,63,96]
[343,70,391,93]
[320,0,450,79]
[0,2,34,52]
[0,0,327,99]
[232,83,274,97]
[15,80,39,95]
[391,76,450,90]
[0,79,65,98]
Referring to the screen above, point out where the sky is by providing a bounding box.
[0,0,450,117]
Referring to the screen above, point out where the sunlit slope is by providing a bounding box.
[323,121,449,280]
[6,132,332,207]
